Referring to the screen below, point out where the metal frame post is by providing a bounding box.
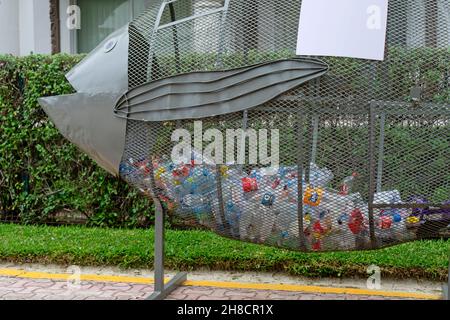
[368,102,377,248]
[443,254,450,300]
[376,112,386,193]
[296,111,307,250]
[310,78,321,165]
[147,197,187,300]
[215,164,230,236]
[168,2,181,73]
[311,115,319,165]
[146,122,187,300]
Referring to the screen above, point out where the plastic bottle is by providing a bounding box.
[213,168,245,237]
[220,185,243,238]
[191,167,217,196]
[280,173,305,205]
[180,193,203,214]
[334,199,359,250]
[119,161,136,178]
[274,203,297,240]
[339,172,358,196]
[225,199,241,238]
[157,163,178,199]
[242,167,285,243]
[238,194,258,241]
[238,185,266,242]
[311,220,327,251]
[309,163,334,188]
[241,177,258,193]
[303,185,324,207]
[134,158,152,176]
[348,207,365,233]
[120,158,144,186]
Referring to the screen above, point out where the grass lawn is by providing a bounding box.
[0,223,448,281]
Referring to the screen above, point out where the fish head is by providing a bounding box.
[37,25,131,176]
[66,24,130,94]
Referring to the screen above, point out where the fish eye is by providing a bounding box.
[104,38,118,53]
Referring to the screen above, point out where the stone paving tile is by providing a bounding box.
[0,276,420,300]
[224,290,257,298]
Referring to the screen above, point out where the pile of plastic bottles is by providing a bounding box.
[120,151,441,251]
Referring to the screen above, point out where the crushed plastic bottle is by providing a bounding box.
[303,185,324,207]
[180,194,210,220]
[241,177,258,193]
[274,203,297,239]
[223,186,242,238]
[339,172,358,196]
[120,158,143,186]
[309,163,334,188]
[348,208,364,234]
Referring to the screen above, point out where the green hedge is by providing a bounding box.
[0,50,448,227]
[155,47,450,103]
[0,54,153,227]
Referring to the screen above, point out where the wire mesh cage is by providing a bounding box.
[119,0,450,252]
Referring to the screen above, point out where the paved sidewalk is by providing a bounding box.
[0,273,438,300]
[0,263,442,300]
[0,276,417,300]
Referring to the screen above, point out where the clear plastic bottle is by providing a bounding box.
[335,198,357,250]
[241,167,287,243]
[238,194,258,241]
[275,202,299,243]
[181,194,205,217]
[225,200,241,238]
[339,172,358,196]
[309,163,334,188]
[216,170,247,237]
[222,185,242,238]
[119,160,138,184]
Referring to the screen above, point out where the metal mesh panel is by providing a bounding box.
[121,0,450,252]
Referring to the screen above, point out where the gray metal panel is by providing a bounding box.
[66,25,130,94]
[114,58,328,121]
[38,93,127,176]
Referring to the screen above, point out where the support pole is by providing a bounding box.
[304,113,312,184]
[311,115,319,165]
[443,254,450,300]
[296,111,307,251]
[215,164,230,236]
[147,197,187,300]
[376,112,386,193]
[368,102,377,249]
[146,131,187,300]
[310,78,321,166]
[168,2,181,73]
[239,110,249,172]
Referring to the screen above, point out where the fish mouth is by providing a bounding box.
[114,58,328,122]
[38,93,127,176]
[38,25,130,176]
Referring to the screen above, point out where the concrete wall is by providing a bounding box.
[19,0,37,55]
[32,0,52,54]
[0,0,20,55]
[0,0,51,56]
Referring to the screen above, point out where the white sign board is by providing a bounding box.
[296,0,388,61]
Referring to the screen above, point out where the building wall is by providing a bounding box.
[0,0,51,56]
[19,0,37,55]
[33,0,52,54]
[0,0,20,55]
